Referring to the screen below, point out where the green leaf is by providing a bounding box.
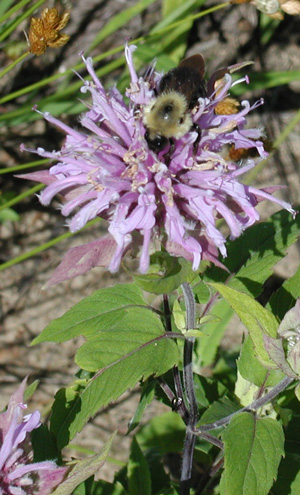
[234,371,260,407]
[278,299,300,338]
[268,264,300,320]
[263,336,297,378]
[128,438,151,495]
[0,207,19,223]
[24,379,39,401]
[172,299,186,333]
[221,413,284,495]
[264,300,300,377]
[51,323,178,448]
[238,337,284,387]
[211,283,278,367]
[137,412,185,453]
[32,283,148,344]
[198,397,239,427]
[272,415,300,494]
[259,13,281,45]
[127,380,156,434]
[132,252,196,294]
[193,281,211,304]
[195,299,234,368]
[50,381,87,448]
[52,432,116,495]
[75,305,174,371]
[205,209,300,298]
[194,374,228,410]
[31,425,61,463]
[185,329,206,337]
[88,480,125,495]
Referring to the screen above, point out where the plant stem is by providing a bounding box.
[197,376,294,432]
[162,294,189,422]
[180,282,198,495]
[181,430,196,495]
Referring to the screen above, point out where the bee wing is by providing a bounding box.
[179,54,206,78]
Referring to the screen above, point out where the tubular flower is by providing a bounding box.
[0,380,67,494]
[21,45,294,277]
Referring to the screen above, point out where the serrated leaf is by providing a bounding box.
[32,284,148,344]
[198,397,239,427]
[75,306,173,371]
[128,437,151,495]
[127,380,156,434]
[266,415,300,495]
[51,327,178,448]
[263,335,297,377]
[211,283,278,368]
[238,337,284,387]
[235,371,260,407]
[44,236,117,288]
[205,209,300,298]
[52,432,116,495]
[278,299,300,337]
[221,413,284,495]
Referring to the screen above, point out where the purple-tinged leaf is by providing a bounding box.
[263,335,297,378]
[51,432,116,495]
[44,236,117,288]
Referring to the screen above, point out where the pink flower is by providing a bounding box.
[0,380,67,494]
[20,45,294,278]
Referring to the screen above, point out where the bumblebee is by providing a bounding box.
[143,54,206,152]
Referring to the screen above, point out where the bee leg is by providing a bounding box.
[192,123,201,155]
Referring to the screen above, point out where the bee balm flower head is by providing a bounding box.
[20,45,294,283]
[0,380,67,494]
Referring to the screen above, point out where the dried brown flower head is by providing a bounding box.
[28,7,70,56]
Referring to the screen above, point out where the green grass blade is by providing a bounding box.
[232,70,300,95]
[0,0,46,42]
[0,0,33,23]
[0,183,43,213]
[86,0,157,55]
[0,159,49,174]
[0,52,29,79]
[0,218,100,272]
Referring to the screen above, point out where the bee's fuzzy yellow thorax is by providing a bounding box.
[143,91,192,139]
